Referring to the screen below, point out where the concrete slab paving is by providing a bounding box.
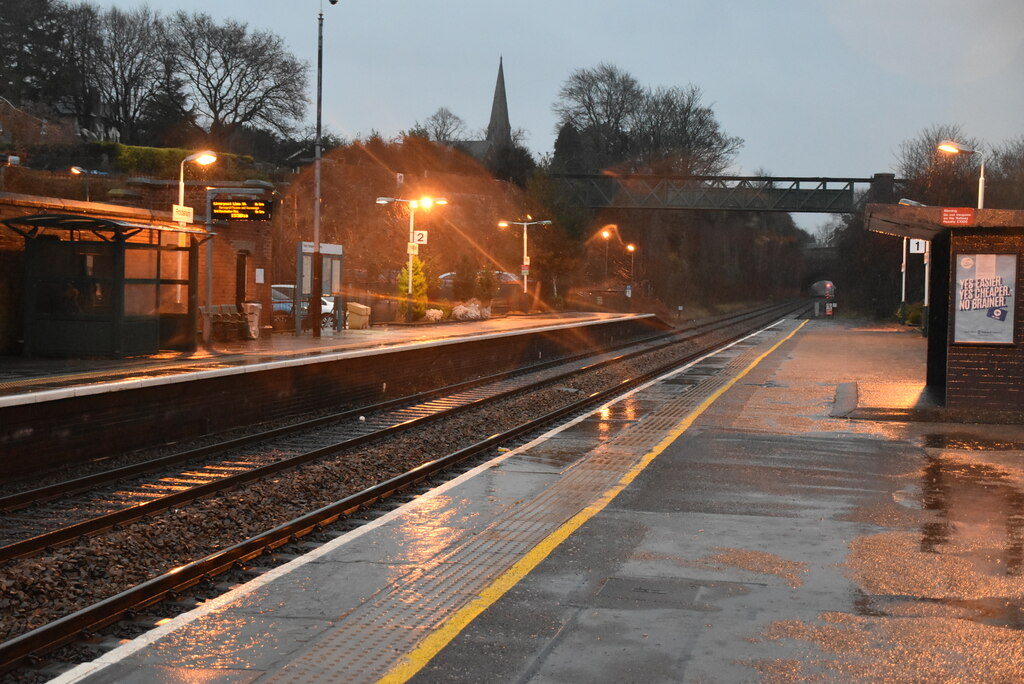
[54,318,1024,683]
[412,320,1024,682]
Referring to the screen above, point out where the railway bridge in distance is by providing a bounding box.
[552,172,900,214]
[553,171,896,294]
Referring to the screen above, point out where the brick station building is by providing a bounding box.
[866,204,1024,417]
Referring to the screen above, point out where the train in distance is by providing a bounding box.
[809,280,836,300]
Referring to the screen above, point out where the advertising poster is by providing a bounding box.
[954,254,1017,344]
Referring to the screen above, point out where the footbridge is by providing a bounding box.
[553,172,900,213]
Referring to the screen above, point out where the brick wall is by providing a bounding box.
[945,229,1024,413]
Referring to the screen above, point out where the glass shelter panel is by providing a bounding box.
[124,247,157,279]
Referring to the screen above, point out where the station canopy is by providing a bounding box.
[3,213,213,241]
[865,204,1024,240]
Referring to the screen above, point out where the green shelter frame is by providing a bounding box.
[3,213,213,357]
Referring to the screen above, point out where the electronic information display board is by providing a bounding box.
[211,198,273,221]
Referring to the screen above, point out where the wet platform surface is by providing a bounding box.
[0,312,636,402]
[53,318,1024,683]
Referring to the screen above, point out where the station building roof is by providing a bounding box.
[3,212,213,241]
[865,204,1024,240]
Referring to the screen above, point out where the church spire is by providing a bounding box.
[485,57,512,149]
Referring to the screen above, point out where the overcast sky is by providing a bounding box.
[94,0,1023,230]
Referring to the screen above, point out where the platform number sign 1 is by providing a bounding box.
[909,239,927,254]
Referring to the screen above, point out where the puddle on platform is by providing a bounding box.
[518,446,588,469]
[587,397,644,424]
[920,432,1024,451]
[918,454,1023,570]
[852,591,1024,631]
[847,446,1024,632]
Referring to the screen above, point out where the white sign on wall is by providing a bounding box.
[172,204,194,223]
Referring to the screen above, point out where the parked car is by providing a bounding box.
[271,284,337,329]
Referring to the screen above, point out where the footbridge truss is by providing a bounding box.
[553,173,899,213]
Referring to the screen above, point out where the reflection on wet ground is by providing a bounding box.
[919,452,1024,576]
[921,432,1024,451]
[852,590,1024,629]
[847,441,1024,635]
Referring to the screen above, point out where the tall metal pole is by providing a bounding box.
[522,223,528,295]
[978,161,985,209]
[900,237,907,323]
[310,6,324,337]
[604,239,609,282]
[204,189,214,347]
[178,159,187,227]
[922,241,931,337]
[406,206,415,322]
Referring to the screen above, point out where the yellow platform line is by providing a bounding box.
[378,320,807,683]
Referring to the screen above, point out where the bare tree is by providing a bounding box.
[553,63,644,169]
[53,2,103,136]
[165,11,308,147]
[552,64,740,176]
[629,85,742,175]
[990,136,1024,209]
[136,28,199,147]
[896,124,982,207]
[93,5,163,144]
[417,107,467,144]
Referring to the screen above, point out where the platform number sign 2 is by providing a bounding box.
[413,230,428,245]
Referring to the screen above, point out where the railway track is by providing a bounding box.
[0,302,807,677]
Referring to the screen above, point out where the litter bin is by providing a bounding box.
[347,302,370,330]
[241,301,262,339]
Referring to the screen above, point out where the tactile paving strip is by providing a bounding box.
[266,321,797,682]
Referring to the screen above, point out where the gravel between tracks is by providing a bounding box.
[0,325,734,646]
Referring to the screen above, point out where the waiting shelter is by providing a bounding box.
[865,204,1024,416]
[3,213,212,357]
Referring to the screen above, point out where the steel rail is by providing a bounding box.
[0,303,798,563]
[0,304,806,673]
[1,318,684,513]
[0,303,784,515]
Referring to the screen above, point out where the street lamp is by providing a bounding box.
[626,243,636,284]
[498,217,551,298]
[376,196,449,322]
[70,166,89,202]
[310,0,338,336]
[178,151,217,226]
[937,139,984,209]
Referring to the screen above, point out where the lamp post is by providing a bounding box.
[70,166,89,202]
[937,139,984,209]
[310,0,338,336]
[626,243,636,284]
[601,228,611,282]
[178,151,217,226]
[376,196,448,321]
[498,217,551,298]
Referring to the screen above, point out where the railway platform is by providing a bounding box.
[51,316,1024,682]
[0,310,666,478]
[0,311,634,401]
